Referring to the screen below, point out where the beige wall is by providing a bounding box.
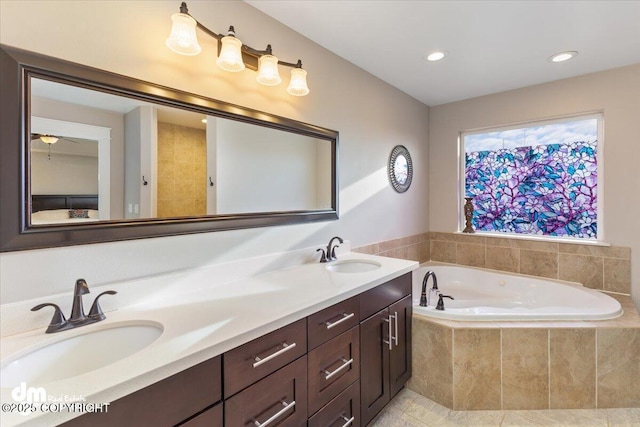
[0,1,429,303]
[428,65,640,308]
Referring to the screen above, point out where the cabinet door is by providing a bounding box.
[389,294,412,398]
[359,308,390,426]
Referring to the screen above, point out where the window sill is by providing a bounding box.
[454,231,610,247]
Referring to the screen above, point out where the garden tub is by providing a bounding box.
[411,265,623,321]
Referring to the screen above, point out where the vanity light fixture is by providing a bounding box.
[548,51,578,63]
[166,2,309,96]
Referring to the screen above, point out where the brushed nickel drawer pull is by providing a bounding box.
[325,312,355,330]
[252,400,296,427]
[383,315,392,350]
[323,358,353,380]
[392,311,399,346]
[340,415,355,427]
[252,342,297,368]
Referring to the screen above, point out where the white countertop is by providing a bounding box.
[0,252,417,426]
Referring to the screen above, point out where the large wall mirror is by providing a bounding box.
[0,45,339,252]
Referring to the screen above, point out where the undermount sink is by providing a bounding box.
[1,322,163,388]
[326,259,382,273]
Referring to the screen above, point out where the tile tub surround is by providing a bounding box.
[407,299,640,411]
[428,232,632,295]
[354,232,632,295]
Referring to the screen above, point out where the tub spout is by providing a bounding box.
[420,270,438,307]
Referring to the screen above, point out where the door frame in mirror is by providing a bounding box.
[0,45,339,252]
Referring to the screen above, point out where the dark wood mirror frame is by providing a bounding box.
[0,45,339,252]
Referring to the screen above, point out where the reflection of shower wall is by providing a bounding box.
[157,122,206,217]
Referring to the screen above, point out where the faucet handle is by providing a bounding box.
[88,290,117,320]
[31,303,67,333]
[316,248,328,263]
[435,294,455,311]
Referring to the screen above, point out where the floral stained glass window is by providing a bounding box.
[463,116,600,240]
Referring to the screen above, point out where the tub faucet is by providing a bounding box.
[31,278,117,333]
[420,270,439,307]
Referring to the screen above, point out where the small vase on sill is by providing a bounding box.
[463,197,475,233]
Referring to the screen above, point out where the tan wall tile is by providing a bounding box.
[485,236,519,248]
[558,244,631,259]
[407,244,420,261]
[431,240,456,263]
[559,253,604,290]
[455,243,485,267]
[454,234,486,245]
[391,246,410,260]
[407,318,453,408]
[502,329,549,410]
[353,243,379,255]
[603,258,632,294]
[514,240,559,252]
[520,250,558,279]
[486,246,520,273]
[550,329,596,409]
[419,241,431,263]
[597,329,640,408]
[453,329,501,410]
[430,232,456,242]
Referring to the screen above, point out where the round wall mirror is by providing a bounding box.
[388,145,413,193]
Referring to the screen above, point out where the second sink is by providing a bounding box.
[326,259,382,273]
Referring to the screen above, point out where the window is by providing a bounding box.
[461,114,602,240]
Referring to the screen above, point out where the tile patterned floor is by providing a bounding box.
[370,389,640,427]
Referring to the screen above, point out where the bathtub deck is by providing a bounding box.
[413,293,640,329]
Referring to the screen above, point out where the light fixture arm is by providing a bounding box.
[179,2,302,72]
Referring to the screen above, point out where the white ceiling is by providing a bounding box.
[246,1,640,106]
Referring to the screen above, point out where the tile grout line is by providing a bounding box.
[595,329,598,410]
[548,328,551,410]
[500,328,503,411]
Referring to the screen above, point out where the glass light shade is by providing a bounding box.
[217,36,245,72]
[39,136,59,144]
[166,13,201,56]
[256,55,282,86]
[287,68,309,96]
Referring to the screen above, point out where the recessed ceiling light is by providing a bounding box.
[548,51,578,63]
[426,51,447,62]
[201,118,207,123]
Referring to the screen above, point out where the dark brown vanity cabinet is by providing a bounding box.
[60,356,223,427]
[60,273,411,427]
[359,274,412,426]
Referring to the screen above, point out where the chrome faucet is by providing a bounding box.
[31,278,117,333]
[419,270,439,307]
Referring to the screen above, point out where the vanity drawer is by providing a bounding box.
[224,318,307,397]
[178,402,222,427]
[308,296,360,350]
[61,356,221,427]
[308,326,360,415]
[360,273,411,320]
[308,380,360,427]
[225,356,307,427]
